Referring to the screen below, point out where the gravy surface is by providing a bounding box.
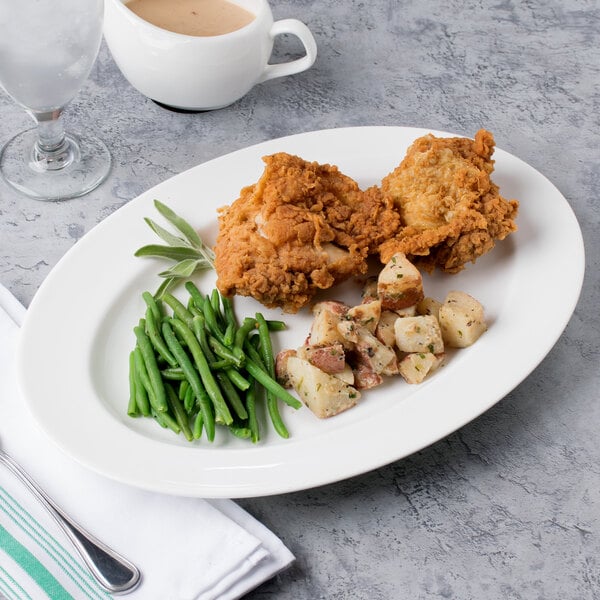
[126,0,255,37]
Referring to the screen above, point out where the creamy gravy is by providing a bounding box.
[126,0,255,37]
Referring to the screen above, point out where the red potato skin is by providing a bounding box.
[275,349,297,388]
[303,343,346,374]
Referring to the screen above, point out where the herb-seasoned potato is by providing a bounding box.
[332,364,355,385]
[297,343,346,374]
[309,302,351,348]
[395,305,418,317]
[347,299,381,333]
[286,356,360,418]
[377,252,424,310]
[394,315,444,354]
[398,352,438,384]
[375,310,399,347]
[355,328,397,375]
[416,296,443,319]
[438,291,487,347]
[275,349,297,387]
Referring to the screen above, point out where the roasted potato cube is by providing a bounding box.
[394,315,444,354]
[312,300,349,317]
[381,354,400,376]
[361,276,379,302]
[309,304,351,348]
[431,353,446,373]
[333,364,355,385]
[438,291,487,348]
[347,299,381,333]
[399,352,438,384]
[377,252,424,310]
[336,318,359,344]
[297,343,346,374]
[375,310,399,347]
[275,349,297,388]
[395,305,417,317]
[416,296,443,319]
[286,356,360,418]
[352,362,383,389]
[355,329,397,374]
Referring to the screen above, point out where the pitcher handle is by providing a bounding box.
[257,19,317,83]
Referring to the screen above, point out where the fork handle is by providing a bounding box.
[0,451,141,594]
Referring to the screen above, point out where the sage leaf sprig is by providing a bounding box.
[135,200,215,297]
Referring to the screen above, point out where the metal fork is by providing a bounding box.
[0,446,141,594]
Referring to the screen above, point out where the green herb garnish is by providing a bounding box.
[134,200,215,297]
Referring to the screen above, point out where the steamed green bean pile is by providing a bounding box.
[128,282,302,442]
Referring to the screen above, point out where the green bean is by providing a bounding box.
[215,372,248,420]
[162,292,194,326]
[127,351,139,417]
[188,301,203,318]
[209,358,236,370]
[248,331,261,350]
[267,400,289,439]
[161,367,186,380]
[153,408,180,434]
[208,335,243,367]
[245,380,259,443]
[223,322,235,347]
[234,318,257,352]
[210,288,222,321]
[228,424,251,439]
[221,295,236,328]
[178,379,189,400]
[201,294,225,342]
[197,313,248,369]
[255,313,275,374]
[197,318,248,393]
[224,367,251,391]
[162,320,217,441]
[184,281,205,311]
[145,306,177,367]
[168,317,232,428]
[142,291,162,323]
[266,390,288,438]
[153,410,168,428]
[183,384,195,414]
[192,315,213,358]
[255,312,288,437]
[134,324,168,413]
[243,338,267,370]
[132,348,151,416]
[266,319,286,331]
[192,411,204,439]
[166,384,193,441]
[244,356,302,409]
[195,385,213,425]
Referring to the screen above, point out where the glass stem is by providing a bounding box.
[31,109,77,172]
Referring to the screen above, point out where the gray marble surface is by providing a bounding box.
[1,0,598,598]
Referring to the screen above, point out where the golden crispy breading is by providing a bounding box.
[214,152,401,313]
[378,129,519,273]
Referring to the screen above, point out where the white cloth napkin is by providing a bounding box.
[0,284,294,600]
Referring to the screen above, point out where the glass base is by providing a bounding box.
[0,127,111,201]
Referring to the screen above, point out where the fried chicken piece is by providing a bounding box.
[215,152,401,313]
[378,129,519,273]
